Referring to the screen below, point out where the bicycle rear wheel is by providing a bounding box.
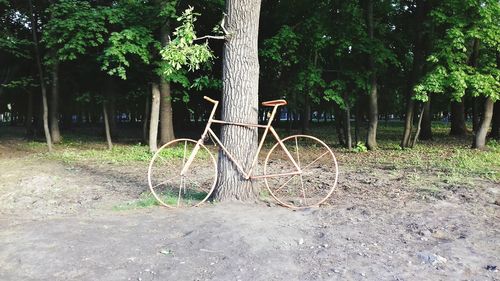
[264,135,338,208]
[148,139,217,208]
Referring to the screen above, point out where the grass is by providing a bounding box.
[113,189,210,211]
[12,121,500,185]
[112,193,160,211]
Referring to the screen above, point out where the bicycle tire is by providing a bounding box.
[148,139,217,208]
[263,135,338,208]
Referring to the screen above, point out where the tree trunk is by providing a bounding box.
[25,91,34,137]
[473,98,494,149]
[103,103,113,150]
[355,100,361,144]
[365,0,378,150]
[159,22,175,145]
[420,99,432,140]
[49,56,62,143]
[411,104,425,147]
[490,101,499,140]
[301,95,311,134]
[159,80,175,144]
[344,104,352,149]
[469,39,481,133]
[472,98,480,132]
[29,0,52,152]
[334,106,345,146]
[143,94,150,144]
[149,83,161,153]
[104,77,117,137]
[401,0,427,148]
[213,0,262,202]
[450,100,467,136]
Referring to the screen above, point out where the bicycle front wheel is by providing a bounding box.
[264,135,338,208]
[148,139,217,208]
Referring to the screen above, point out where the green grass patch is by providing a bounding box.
[112,193,160,210]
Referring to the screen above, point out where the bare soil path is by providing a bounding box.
[0,139,499,280]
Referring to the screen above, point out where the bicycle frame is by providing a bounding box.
[180,96,302,180]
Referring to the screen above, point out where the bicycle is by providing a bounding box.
[148,96,339,209]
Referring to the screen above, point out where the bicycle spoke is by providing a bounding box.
[148,138,217,208]
[182,140,187,166]
[302,151,330,170]
[186,177,202,190]
[295,137,301,167]
[273,173,298,193]
[157,154,169,164]
[151,174,182,189]
[264,135,338,209]
[177,177,183,207]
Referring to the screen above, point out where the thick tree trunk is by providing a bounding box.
[365,0,378,150]
[213,0,262,202]
[29,0,52,152]
[401,0,427,148]
[450,100,467,136]
[334,106,345,146]
[472,98,480,132]
[159,80,175,144]
[49,57,62,143]
[149,83,161,153]
[490,101,499,140]
[159,22,175,145]
[420,99,432,140]
[103,103,113,150]
[473,98,494,149]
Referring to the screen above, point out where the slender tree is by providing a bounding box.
[365,0,378,150]
[28,0,52,152]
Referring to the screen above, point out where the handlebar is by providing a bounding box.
[203,96,218,104]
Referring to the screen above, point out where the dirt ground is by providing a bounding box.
[0,137,499,281]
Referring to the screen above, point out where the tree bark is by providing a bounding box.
[49,56,62,143]
[354,100,361,144]
[334,106,345,146]
[401,0,427,148]
[450,100,467,136]
[106,79,117,137]
[365,0,378,150]
[149,83,161,153]
[159,22,175,145]
[159,80,175,144]
[472,97,480,132]
[103,103,113,150]
[213,0,262,202]
[301,95,311,134]
[143,94,150,144]
[411,104,425,147]
[344,103,352,149]
[490,101,499,140]
[473,98,494,149]
[25,91,34,137]
[29,0,52,152]
[420,99,432,140]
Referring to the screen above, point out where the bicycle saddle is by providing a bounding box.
[261,99,287,107]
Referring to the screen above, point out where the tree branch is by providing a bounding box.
[194,35,226,41]
[193,14,230,41]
